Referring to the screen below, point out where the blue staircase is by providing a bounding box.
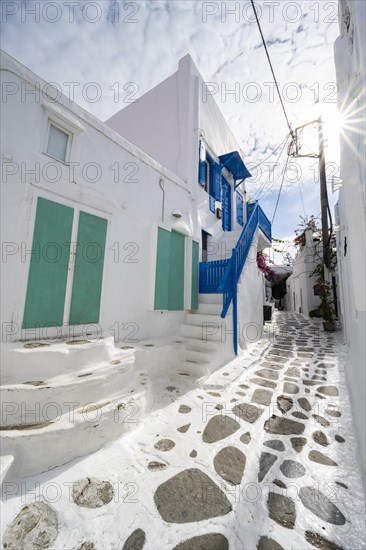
[199,202,272,354]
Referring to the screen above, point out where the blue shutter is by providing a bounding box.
[198,140,206,186]
[209,195,215,213]
[236,192,244,226]
[221,178,232,231]
[214,162,221,200]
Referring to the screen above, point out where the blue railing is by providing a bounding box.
[199,259,229,294]
[199,202,271,354]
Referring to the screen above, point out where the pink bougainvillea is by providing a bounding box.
[257,252,276,282]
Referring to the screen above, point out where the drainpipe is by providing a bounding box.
[159,177,165,222]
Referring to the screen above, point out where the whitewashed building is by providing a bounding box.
[334,0,366,480]
[285,230,322,316]
[0,50,271,481]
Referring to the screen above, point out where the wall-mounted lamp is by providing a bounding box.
[172,210,183,218]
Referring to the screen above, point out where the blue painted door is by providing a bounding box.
[221,177,232,231]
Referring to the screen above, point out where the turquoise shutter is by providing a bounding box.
[23,197,74,329]
[236,192,244,226]
[154,227,171,309]
[69,211,108,325]
[198,140,206,186]
[168,231,185,310]
[154,228,185,311]
[191,241,199,309]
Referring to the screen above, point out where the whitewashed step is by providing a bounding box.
[198,293,222,305]
[183,339,219,352]
[0,356,136,426]
[186,313,230,327]
[0,455,14,486]
[0,375,153,482]
[181,359,222,377]
[181,323,226,341]
[185,349,212,364]
[1,337,117,384]
[196,303,223,315]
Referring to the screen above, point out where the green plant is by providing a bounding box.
[309,308,322,318]
[312,263,335,324]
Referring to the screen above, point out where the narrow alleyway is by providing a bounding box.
[2,312,365,550]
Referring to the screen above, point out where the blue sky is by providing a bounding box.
[1,1,341,262]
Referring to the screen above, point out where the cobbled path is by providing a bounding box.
[2,312,365,550]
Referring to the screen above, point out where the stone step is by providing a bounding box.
[0,455,14,486]
[197,293,222,305]
[185,349,212,365]
[196,303,223,315]
[1,375,153,482]
[186,313,230,327]
[1,336,117,384]
[181,323,225,342]
[181,353,225,376]
[183,338,219,353]
[0,355,136,426]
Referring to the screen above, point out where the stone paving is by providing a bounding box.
[2,312,366,550]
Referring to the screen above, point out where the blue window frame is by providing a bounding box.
[206,153,216,213]
[198,140,206,187]
[221,177,232,231]
[198,141,222,214]
[236,191,244,226]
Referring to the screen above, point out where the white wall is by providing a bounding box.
[1,51,196,345]
[1,50,269,359]
[334,0,366,482]
[237,230,265,348]
[106,54,248,254]
[285,230,321,316]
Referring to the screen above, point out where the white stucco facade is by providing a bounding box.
[1,50,269,349]
[333,0,366,480]
[1,50,272,480]
[285,230,322,316]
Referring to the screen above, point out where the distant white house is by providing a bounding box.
[334,0,366,480]
[0,51,271,480]
[285,230,322,316]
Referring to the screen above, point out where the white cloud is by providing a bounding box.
[1,0,341,243]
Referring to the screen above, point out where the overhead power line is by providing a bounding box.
[253,135,290,201]
[250,134,290,170]
[298,181,306,217]
[250,0,294,137]
[272,155,290,224]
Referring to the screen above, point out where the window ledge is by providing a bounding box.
[42,102,85,133]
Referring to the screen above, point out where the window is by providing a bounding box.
[236,191,244,226]
[313,285,320,296]
[198,140,221,204]
[46,123,70,162]
[204,159,211,193]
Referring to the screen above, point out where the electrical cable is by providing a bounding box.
[298,181,306,217]
[252,135,290,201]
[250,0,294,137]
[272,155,290,224]
[249,134,289,170]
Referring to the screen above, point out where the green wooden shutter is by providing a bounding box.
[168,231,185,310]
[191,240,199,309]
[23,197,74,329]
[154,227,171,309]
[69,211,107,325]
[154,228,186,311]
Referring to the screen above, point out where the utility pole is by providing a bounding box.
[318,117,330,268]
[288,117,331,267]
